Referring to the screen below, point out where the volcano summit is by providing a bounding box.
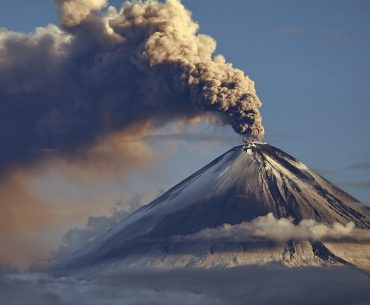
[52,143,370,276]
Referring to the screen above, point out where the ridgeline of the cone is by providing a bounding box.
[51,143,370,275]
[110,142,370,237]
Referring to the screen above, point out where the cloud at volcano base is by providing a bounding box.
[180,213,370,242]
[1,267,370,305]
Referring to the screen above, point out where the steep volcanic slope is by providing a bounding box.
[52,143,370,275]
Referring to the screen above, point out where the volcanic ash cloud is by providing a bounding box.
[0,0,264,171]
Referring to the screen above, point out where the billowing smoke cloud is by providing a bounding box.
[0,0,263,172]
[180,213,370,242]
[56,0,108,26]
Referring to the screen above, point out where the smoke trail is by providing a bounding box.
[0,0,264,171]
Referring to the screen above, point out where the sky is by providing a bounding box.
[0,0,369,269]
[0,0,368,199]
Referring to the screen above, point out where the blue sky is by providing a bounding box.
[180,0,370,202]
[0,0,369,267]
[0,0,369,200]
[5,0,367,199]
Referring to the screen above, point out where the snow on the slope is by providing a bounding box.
[324,242,370,269]
[51,143,370,275]
[54,146,245,264]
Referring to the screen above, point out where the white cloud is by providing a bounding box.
[179,213,370,242]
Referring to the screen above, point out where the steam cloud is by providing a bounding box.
[0,0,264,172]
[181,213,370,242]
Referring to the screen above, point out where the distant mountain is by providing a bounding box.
[51,143,370,276]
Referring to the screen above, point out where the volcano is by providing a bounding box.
[52,143,370,276]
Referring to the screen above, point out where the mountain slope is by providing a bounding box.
[51,143,370,275]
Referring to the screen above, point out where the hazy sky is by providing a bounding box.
[0,0,369,268]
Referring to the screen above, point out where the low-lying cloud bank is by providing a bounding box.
[180,213,370,242]
[1,266,370,305]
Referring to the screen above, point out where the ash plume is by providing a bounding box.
[55,0,108,26]
[0,0,264,171]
